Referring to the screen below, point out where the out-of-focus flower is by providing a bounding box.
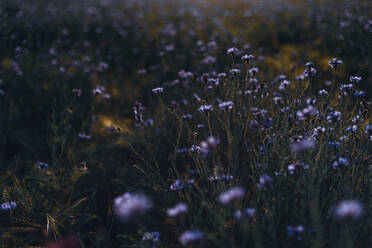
[218,187,245,205]
[290,138,315,152]
[288,162,309,174]
[332,157,349,168]
[114,192,152,221]
[78,133,91,139]
[167,203,188,217]
[333,200,363,220]
[257,174,273,189]
[179,230,203,246]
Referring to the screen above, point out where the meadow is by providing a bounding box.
[0,0,371,247]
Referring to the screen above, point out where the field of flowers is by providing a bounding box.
[0,0,371,247]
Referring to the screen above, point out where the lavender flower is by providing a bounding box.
[257,174,273,189]
[142,232,160,243]
[241,54,254,61]
[229,69,241,75]
[152,87,164,94]
[179,230,203,245]
[219,101,234,110]
[332,157,349,168]
[227,47,239,56]
[0,201,17,210]
[167,203,188,217]
[333,200,363,220]
[288,162,309,174]
[290,138,315,152]
[114,193,152,221]
[199,105,213,113]
[218,187,245,205]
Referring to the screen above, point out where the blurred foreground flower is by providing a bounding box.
[167,203,188,217]
[218,187,245,205]
[333,200,363,220]
[179,230,203,246]
[290,138,315,152]
[114,192,152,221]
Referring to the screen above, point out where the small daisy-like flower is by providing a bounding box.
[229,69,241,75]
[92,85,105,95]
[179,230,203,246]
[328,58,343,69]
[199,105,213,113]
[227,47,239,55]
[241,54,254,61]
[167,203,188,217]
[333,200,363,220]
[327,111,341,123]
[349,76,362,83]
[319,89,328,95]
[218,187,245,205]
[114,192,152,221]
[219,101,234,110]
[152,87,163,94]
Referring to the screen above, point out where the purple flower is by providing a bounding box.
[167,203,188,217]
[219,101,234,110]
[257,174,273,189]
[179,230,203,245]
[290,138,315,152]
[142,232,160,243]
[152,87,163,94]
[218,187,245,205]
[0,201,17,210]
[199,105,213,113]
[114,193,152,221]
[227,47,239,56]
[333,200,363,220]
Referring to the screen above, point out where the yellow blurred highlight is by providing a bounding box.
[92,115,132,146]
